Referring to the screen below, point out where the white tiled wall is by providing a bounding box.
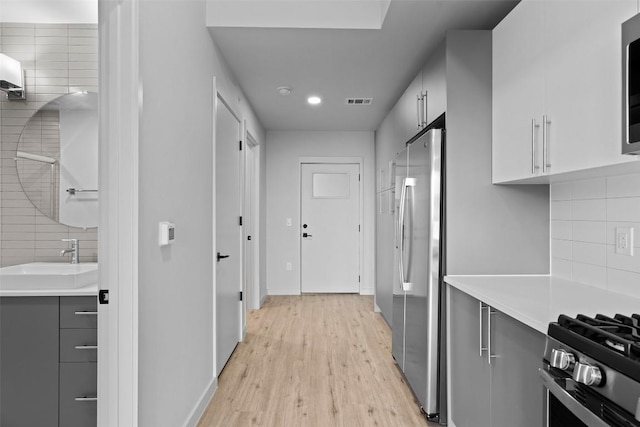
[0,23,98,267]
[551,174,640,297]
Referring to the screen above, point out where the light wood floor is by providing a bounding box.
[197,294,438,427]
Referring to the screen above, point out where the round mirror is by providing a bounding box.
[15,92,98,228]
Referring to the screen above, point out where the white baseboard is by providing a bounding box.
[267,289,301,296]
[374,303,381,313]
[183,377,217,427]
[268,289,374,296]
[260,293,267,307]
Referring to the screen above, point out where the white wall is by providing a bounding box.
[136,1,264,426]
[445,31,549,275]
[266,131,375,295]
[551,174,640,298]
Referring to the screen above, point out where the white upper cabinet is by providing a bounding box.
[395,71,425,145]
[493,1,545,183]
[422,44,447,126]
[545,0,636,174]
[492,0,637,184]
[394,44,447,146]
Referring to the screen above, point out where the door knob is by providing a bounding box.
[302,233,312,238]
[216,252,230,262]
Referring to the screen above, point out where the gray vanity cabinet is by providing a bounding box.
[59,296,98,427]
[1,297,60,427]
[0,296,97,427]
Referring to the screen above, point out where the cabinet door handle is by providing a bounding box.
[417,93,423,129]
[487,308,497,364]
[479,302,488,357]
[75,345,98,350]
[75,397,98,402]
[74,311,98,316]
[531,119,540,174]
[422,91,428,127]
[543,115,551,172]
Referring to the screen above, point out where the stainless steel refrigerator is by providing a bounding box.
[392,127,443,421]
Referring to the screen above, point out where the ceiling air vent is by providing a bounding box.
[345,98,373,106]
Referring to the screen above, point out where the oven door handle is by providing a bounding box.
[539,368,610,427]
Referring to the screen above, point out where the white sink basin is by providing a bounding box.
[0,262,98,290]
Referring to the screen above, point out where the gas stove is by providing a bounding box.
[541,314,640,427]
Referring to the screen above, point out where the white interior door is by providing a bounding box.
[215,96,242,375]
[300,163,360,293]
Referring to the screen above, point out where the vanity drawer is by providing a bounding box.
[59,362,97,427]
[60,329,97,362]
[60,296,98,329]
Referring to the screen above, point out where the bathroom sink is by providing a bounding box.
[0,262,98,290]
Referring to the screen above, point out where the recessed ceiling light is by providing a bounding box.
[307,96,322,105]
[277,86,291,96]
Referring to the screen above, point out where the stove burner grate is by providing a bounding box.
[556,314,640,361]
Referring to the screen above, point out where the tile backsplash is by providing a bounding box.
[551,173,640,298]
[0,23,98,267]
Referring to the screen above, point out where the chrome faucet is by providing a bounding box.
[60,239,79,264]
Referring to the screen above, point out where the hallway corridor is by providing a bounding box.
[198,295,435,426]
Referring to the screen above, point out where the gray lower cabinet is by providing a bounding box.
[490,309,546,427]
[448,285,491,427]
[0,296,97,427]
[448,285,545,427]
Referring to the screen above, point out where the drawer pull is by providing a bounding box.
[75,397,98,402]
[75,345,98,350]
[74,311,98,315]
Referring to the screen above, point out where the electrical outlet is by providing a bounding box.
[615,227,634,256]
[286,262,292,271]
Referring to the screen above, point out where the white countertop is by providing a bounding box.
[0,283,98,297]
[444,275,640,334]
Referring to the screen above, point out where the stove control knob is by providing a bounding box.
[550,349,576,370]
[573,362,603,387]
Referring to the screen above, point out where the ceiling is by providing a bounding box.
[209,0,519,132]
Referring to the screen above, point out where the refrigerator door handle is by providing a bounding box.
[398,179,407,287]
[398,177,416,291]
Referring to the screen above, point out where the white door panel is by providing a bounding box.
[301,163,360,293]
[215,98,242,375]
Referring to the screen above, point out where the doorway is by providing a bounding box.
[215,94,242,376]
[242,129,260,332]
[300,163,361,293]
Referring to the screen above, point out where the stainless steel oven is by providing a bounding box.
[541,314,640,427]
[623,13,640,154]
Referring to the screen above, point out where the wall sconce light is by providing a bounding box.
[0,53,26,100]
